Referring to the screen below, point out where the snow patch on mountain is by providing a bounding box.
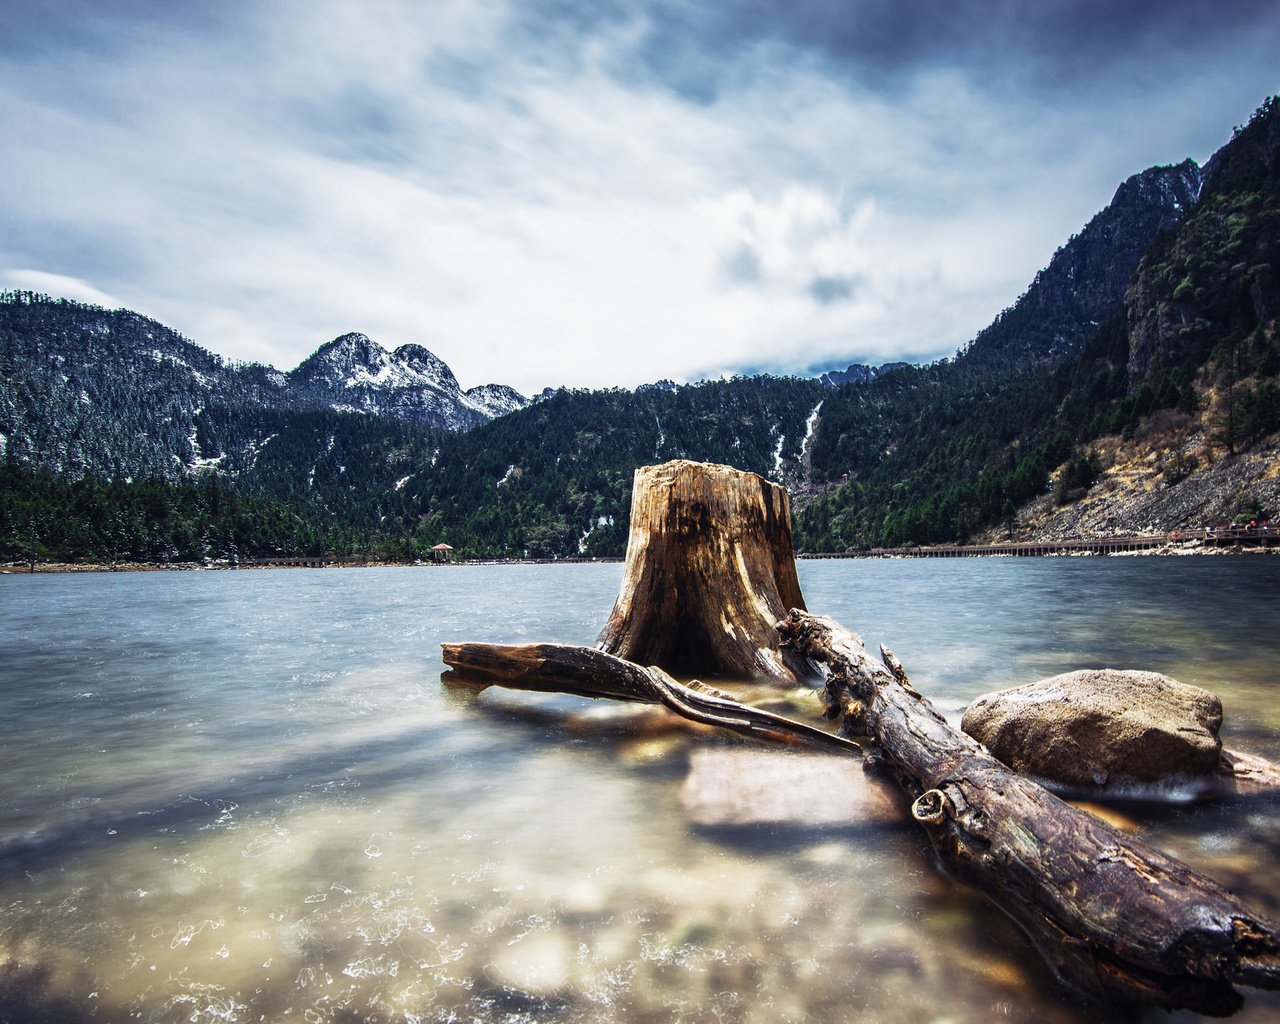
[800,401,823,464]
[463,384,527,419]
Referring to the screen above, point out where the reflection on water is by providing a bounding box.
[0,558,1278,1023]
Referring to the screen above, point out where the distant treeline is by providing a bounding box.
[0,461,419,565]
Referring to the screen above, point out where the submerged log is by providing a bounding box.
[595,460,808,683]
[777,610,1280,1016]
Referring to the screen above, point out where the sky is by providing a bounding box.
[2,1,1278,396]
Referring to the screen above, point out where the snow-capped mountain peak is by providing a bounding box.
[392,344,461,392]
[288,333,525,429]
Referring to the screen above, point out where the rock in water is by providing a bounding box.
[961,669,1223,788]
[680,747,905,828]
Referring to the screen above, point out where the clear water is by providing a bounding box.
[0,558,1277,1023]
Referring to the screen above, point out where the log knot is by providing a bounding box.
[912,788,952,825]
[1231,916,1280,984]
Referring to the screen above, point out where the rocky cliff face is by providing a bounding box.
[1125,98,1280,391]
[1124,272,1189,389]
[961,159,1203,373]
[1031,160,1202,317]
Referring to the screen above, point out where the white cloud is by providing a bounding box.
[1,1,1277,395]
[1,270,124,310]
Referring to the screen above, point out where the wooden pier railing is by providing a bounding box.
[799,525,1278,559]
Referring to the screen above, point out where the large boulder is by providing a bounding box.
[961,669,1223,789]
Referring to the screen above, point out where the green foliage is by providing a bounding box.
[396,377,826,559]
[1054,450,1103,505]
[0,460,328,564]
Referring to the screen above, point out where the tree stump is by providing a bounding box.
[595,460,807,682]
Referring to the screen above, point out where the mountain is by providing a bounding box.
[0,297,526,485]
[797,98,1280,551]
[0,297,281,480]
[818,362,910,389]
[957,159,1203,375]
[803,158,1206,494]
[995,98,1280,542]
[287,332,526,429]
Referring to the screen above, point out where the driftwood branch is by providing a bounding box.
[442,641,861,755]
[777,609,1280,1015]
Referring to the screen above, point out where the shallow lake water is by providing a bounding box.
[0,557,1277,1023]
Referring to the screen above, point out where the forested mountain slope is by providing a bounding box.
[796,100,1279,551]
[0,295,524,482]
[393,378,826,557]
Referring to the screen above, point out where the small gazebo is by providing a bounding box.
[430,543,455,564]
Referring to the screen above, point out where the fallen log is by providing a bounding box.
[442,459,1280,1015]
[442,629,1280,1015]
[777,609,1280,1015]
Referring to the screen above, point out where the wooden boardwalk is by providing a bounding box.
[800,525,1279,559]
[227,528,1279,566]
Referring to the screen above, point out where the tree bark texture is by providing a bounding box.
[776,610,1280,1016]
[594,460,807,683]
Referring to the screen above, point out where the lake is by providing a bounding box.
[1,557,1278,1023]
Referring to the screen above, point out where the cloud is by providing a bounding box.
[1,0,1278,394]
[1,270,124,309]
[720,243,764,286]
[809,276,859,306]
[551,0,1280,99]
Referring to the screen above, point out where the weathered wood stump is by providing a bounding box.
[595,460,807,682]
[442,459,1280,1015]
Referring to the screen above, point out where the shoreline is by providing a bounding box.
[0,557,626,574]
[3,543,1275,575]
